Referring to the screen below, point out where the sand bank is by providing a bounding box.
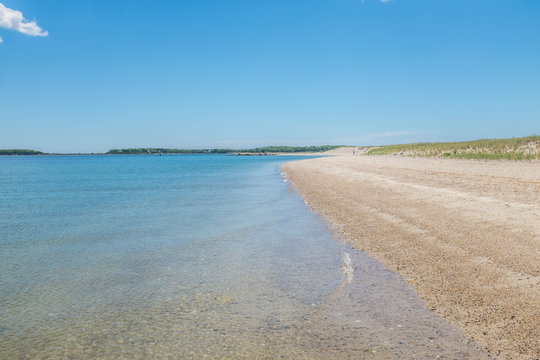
[283,153,540,359]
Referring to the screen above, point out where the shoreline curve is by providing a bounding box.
[282,152,540,360]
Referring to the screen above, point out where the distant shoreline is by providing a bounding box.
[3,135,538,159]
[0,152,330,157]
[0,145,342,157]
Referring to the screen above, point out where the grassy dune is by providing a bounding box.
[366,136,540,160]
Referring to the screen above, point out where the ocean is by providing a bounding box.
[0,155,485,359]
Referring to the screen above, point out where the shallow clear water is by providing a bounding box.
[0,155,488,359]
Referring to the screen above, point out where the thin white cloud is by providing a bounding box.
[0,3,48,43]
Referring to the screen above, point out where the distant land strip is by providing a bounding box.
[3,136,539,159]
[0,146,342,156]
[107,145,342,154]
[0,149,45,155]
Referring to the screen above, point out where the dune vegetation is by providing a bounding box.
[366,136,540,160]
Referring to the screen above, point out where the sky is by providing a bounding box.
[0,0,539,153]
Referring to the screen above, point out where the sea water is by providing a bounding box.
[0,155,488,359]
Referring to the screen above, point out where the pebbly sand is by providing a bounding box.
[282,151,540,360]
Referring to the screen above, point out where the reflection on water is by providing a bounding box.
[0,155,487,359]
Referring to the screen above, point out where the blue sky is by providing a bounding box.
[0,0,539,152]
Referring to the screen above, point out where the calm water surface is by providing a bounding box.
[0,155,488,359]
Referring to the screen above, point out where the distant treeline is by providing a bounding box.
[0,149,44,155]
[106,145,341,155]
[0,146,341,156]
[245,145,341,153]
[107,148,227,155]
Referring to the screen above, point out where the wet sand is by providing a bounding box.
[283,153,540,359]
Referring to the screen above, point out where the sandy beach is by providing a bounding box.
[283,151,540,359]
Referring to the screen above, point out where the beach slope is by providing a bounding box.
[283,153,540,359]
